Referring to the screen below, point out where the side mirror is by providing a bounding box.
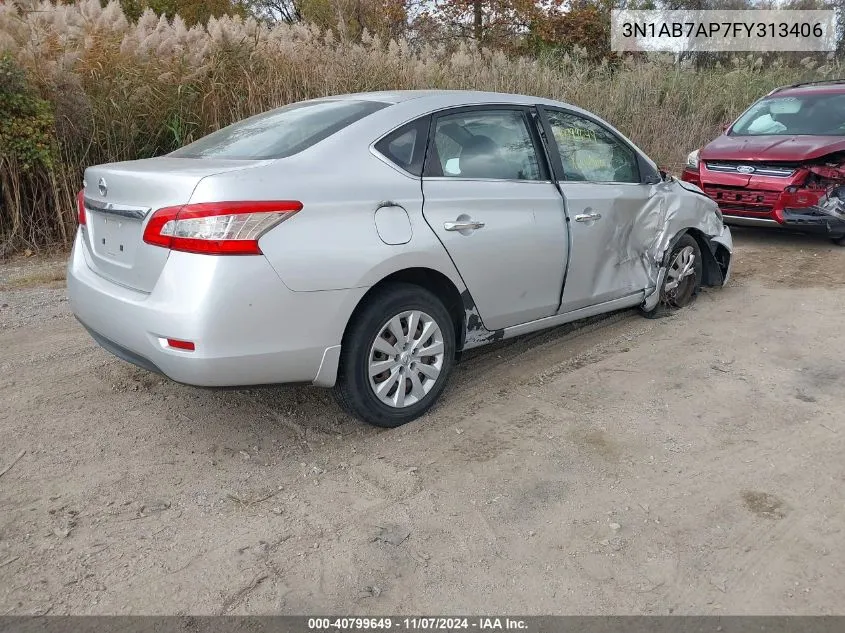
[643,171,663,185]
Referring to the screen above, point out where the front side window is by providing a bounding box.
[545,110,639,183]
[171,99,389,160]
[427,110,543,181]
[730,93,845,136]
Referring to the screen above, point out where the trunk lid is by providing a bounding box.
[80,157,266,293]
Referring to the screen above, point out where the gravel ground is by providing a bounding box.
[1,228,844,615]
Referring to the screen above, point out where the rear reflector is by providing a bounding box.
[143,200,302,255]
[77,190,86,226]
[166,338,195,351]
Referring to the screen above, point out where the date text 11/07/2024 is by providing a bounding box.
[307,618,528,631]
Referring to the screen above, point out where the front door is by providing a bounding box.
[421,107,569,331]
[540,107,657,313]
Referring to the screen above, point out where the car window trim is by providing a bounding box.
[536,105,658,185]
[422,104,552,182]
[370,115,432,178]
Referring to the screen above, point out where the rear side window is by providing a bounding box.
[425,109,544,180]
[171,100,389,160]
[374,117,430,176]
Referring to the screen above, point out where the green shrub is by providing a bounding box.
[0,54,55,171]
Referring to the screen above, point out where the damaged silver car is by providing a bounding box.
[67,90,733,427]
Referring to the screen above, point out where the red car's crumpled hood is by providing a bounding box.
[701,134,845,162]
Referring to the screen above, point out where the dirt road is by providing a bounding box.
[1,229,844,615]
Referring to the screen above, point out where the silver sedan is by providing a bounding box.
[67,90,733,427]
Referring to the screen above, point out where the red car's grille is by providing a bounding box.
[704,162,797,178]
[702,185,780,214]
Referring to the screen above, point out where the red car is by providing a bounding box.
[682,80,845,245]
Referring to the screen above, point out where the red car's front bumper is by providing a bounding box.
[682,165,845,238]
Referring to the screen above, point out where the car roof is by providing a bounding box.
[327,89,574,108]
[770,82,845,98]
[303,89,656,173]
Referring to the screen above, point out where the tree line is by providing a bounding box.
[113,0,841,62]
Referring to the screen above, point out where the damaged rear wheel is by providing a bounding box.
[641,234,703,319]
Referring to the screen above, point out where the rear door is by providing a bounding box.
[421,106,568,331]
[538,107,658,313]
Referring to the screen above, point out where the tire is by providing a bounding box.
[333,283,455,428]
[832,235,845,246]
[641,233,703,319]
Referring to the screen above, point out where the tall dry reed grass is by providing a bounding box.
[0,0,838,251]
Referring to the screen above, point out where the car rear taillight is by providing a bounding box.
[143,201,302,255]
[165,338,195,351]
[77,190,86,226]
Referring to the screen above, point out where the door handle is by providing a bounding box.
[574,212,602,223]
[444,220,485,231]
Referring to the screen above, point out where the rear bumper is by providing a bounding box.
[66,232,365,387]
[80,321,165,375]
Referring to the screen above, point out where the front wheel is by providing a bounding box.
[333,283,455,428]
[641,233,703,319]
[832,235,845,246]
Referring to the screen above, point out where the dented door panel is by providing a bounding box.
[559,177,729,313]
[558,182,655,313]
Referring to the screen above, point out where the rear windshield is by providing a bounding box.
[731,92,845,137]
[171,99,389,159]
